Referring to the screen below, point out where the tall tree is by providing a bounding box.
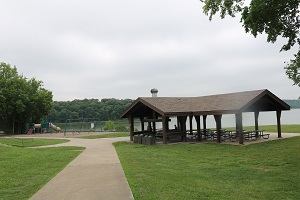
[0,62,53,134]
[200,0,300,86]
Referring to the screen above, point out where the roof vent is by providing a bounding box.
[150,88,158,97]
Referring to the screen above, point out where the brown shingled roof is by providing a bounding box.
[120,89,290,118]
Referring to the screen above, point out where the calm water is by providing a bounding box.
[134,109,300,130]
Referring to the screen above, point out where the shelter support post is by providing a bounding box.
[189,115,193,136]
[203,115,207,130]
[195,115,201,141]
[178,116,187,142]
[183,116,187,141]
[166,117,169,131]
[152,111,157,133]
[140,117,144,132]
[254,111,259,138]
[129,116,134,141]
[203,115,207,140]
[162,116,167,144]
[235,113,244,144]
[147,122,151,131]
[214,115,222,143]
[276,110,282,138]
[177,116,180,130]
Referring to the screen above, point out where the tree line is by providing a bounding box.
[46,98,134,123]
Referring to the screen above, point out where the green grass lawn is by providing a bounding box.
[114,137,300,200]
[0,138,69,147]
[0,139,84,199]
[80,132,129,139]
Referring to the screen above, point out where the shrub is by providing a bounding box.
[103,121,115,131]
[115,124,128,132]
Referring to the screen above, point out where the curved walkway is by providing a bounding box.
[18,132,299,199]
[30,137,134,200]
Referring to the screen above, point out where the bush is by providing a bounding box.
[103,121,115,131]
[115,124,128,132]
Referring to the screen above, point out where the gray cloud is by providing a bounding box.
[0,0,299,101]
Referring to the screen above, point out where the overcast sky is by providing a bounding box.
[1,0,299,101]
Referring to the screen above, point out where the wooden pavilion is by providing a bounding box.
[120,89,290,144]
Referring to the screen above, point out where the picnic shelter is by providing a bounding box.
[120,89,290,144]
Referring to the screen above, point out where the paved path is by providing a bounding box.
[30,137,134,200]
[15,132,300,199]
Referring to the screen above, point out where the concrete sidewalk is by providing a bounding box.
[30,137,134,200]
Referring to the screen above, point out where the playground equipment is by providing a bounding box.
[49,123,61,132]
[26,122,61,134]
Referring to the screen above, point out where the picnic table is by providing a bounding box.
[183,129,270,142]
[243,130,269,140]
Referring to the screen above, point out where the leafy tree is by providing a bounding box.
[103,120,116,131]
[200,0,300,86]
[0,62,53,134]
[285,51,300,87]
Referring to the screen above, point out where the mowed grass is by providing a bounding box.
[0,139,84,199]
[0,138,69,147]
[80,132,129,139]
[114,137,300,200]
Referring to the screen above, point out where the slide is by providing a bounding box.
[34,124,41,129]
[50,123,61,132]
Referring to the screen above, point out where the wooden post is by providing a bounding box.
[129,116,134,141]
[276,110,282,138]
[166,116,169,131]
[181,116,187,142]
[195,115,201,141]
[140,117,144,132]
[203,115,207,140]
[189,115,193,137]
[214,115,222,143]
[203,115,207,130]
[235,116,238,131]
[152,111,157,133]
[162,116,167,144]
[177,116,181,130]
[235,113,243,144]
[254,111,259,138]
